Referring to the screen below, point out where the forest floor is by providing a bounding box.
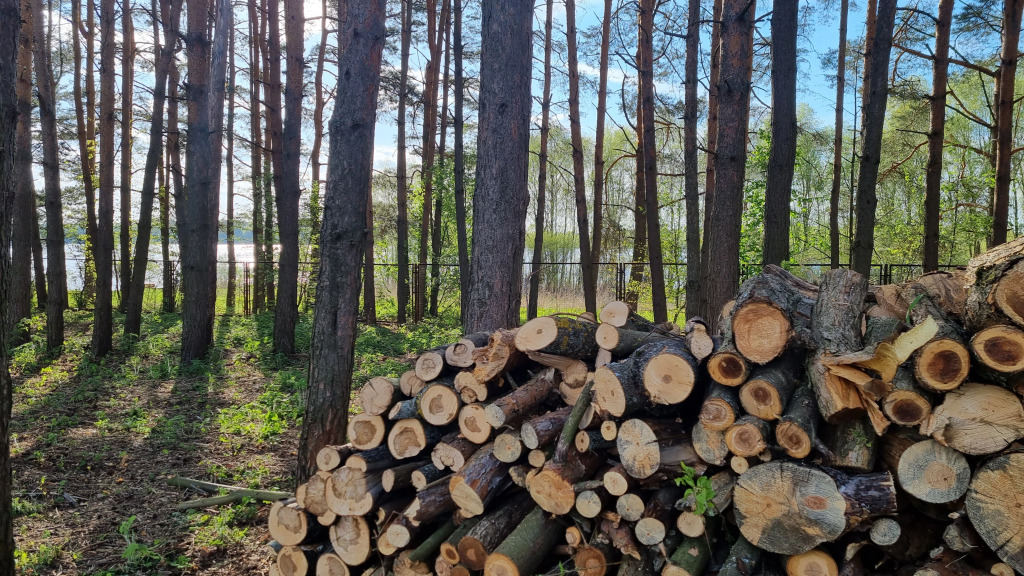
[8,307,461,575]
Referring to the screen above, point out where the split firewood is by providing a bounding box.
[446,332,492,368]
[920,382,1024,455]
[733,461,897,554]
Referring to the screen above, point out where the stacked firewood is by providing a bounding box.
[266,239,1024,576]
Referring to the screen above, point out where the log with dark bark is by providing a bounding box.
[596,324,669,357]
[438,516,482,566]
[347,445,403,474]
[725,415,772,458]
[457,492,535,570]
[920,382,1024,455]
[965,452,1024,573]
[963,238,1024,331]
[717,536,763,576]
[733,461,897,554]
[700,384,741,431]
[969,325,1024,389]
[446,332,492,368]
[485,369,559,428]
[730,272,816,364]
[529,449,603,514]
[903,283,971,392]
[599,302,658,331]
[662,515,721,576]
[692,421,730,466]
[633,340,700,406]
[707,309,751,387]
[823,416,877,472]
[521,407,572,450]
[483,506,566,576]
[383,460,428,493]
[412,463,448,490]
[776,385,819,459]
[516,316,601,359]
[883,366,934,426]
[403,475,457,527]
[740,356,801,420]
[449,443,512,516]
[432,433,478,472]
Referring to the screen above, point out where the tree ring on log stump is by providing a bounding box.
[388,419,429,458]
[994,263,1024,327]
[347,413,385,450]
[708,351,749,386]
[420,384,460,426]
[966,452,1024,573]
[971,325,1024,373]
[329,515,371,566]
[733,302,791,364]
[616,419,662,479]
[915,339,970,391]
[733,462,847,555]
[898,440,970,503]
[593,366,628,417]
[883,390,931,426]
[643,352,695,405]
[775,422,811,459]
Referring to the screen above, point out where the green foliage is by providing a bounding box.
[674,462,716,516]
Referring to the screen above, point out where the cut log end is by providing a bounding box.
[786,549,838,576]
[616,493,645,522]
[347,413,386,450]
[575,489,605,518]
[529,469,576,515]
[277,546,312,576]
[593,365,628,418]
[316,553,351,576]
[740,377,786,420]
[643,353,696,405]
[994,264,1024,327]
[421,384,461,426]
[915,339,970,391]
[966,452,1024,573]
[708,351,750,387]
[329,515,371,566]
[733,302,791,364]
[574,545,611,576]
[869,517,901,546]
[494,432,523,463]
[725,417,769,458]
[416,350,446,381]
[596,323,620,349]
[776,421,811,459]
[676,511,705,537]
[360,377,399,416]
[459,404,493,444]
[514,317,560,352]
[883,390,932,426]
[268,501,311,547]
[388,419,431,459]
[971,325,1024,373]
[600,420,617,441]
[634,517,666,546]
[599,301,633,327]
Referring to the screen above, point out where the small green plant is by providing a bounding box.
[118,516,162,568]
[674,462,716,516]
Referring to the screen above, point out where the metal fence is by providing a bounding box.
[59,256,963,323]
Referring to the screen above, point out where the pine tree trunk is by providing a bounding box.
[30,209,46,309]
[118,0,134,312]
[528,0,554,321]
[93,0,116,356]
[71,0,98,306]
[429,7,452,317]
[592,0,611,271]
[397,0,412,324]
[180,0,230,363]
[453,0,468,328]
[364,192,377,324]
[627,69,647,311]
[639,0,666,323]
[923,0,952,271]
[32,0,64,348]
[700,0,755,331]
[465,0,532,333]
[10,0,33,339]
[829,0,848,269]
[991,0,1023,247]
[164,58,182,313]
[700,0,724,303]
[305,0,327,310]
[225,19,236,310]
[272,0,304,352]
[248,0,264,313]
[124,0,181,336]
[297,0,386,482]
[850,0,897,276]
[763,0,798,266]
[566,0,596,316]
[683,0,701,318]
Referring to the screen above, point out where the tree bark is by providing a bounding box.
[627,63,647,311]
[850,0,897,276]
[464,0,532,333]
[164,54,181,313]
[0,0,19,566]
[118,0,135,312]
[683,0,701,318]
[248,0,264,313]
[93,0,116,356]
[272,0,304,352]
[700,0,755,331]
[592,0,611,271]
[71,0,98,306]
[10,0,33,339]
[923,0,953,271]
[33,0,65,349]
[528,0,554,321]
[453,0,468,328]
[31,208,46,309]
[763,0,798,266]
[225,19,236,309]
[639,0,666,323]
[124,0,181,336]
[418,0,448,321]
[700,0,724,300]
[991,0,1023,247]
[829,0,848,268]
[180,0,230,363]
[297,0,385,482]
[429,8,452,317]
[566,0,596,316]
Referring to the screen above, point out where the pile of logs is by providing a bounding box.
[266,238,1024,576]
